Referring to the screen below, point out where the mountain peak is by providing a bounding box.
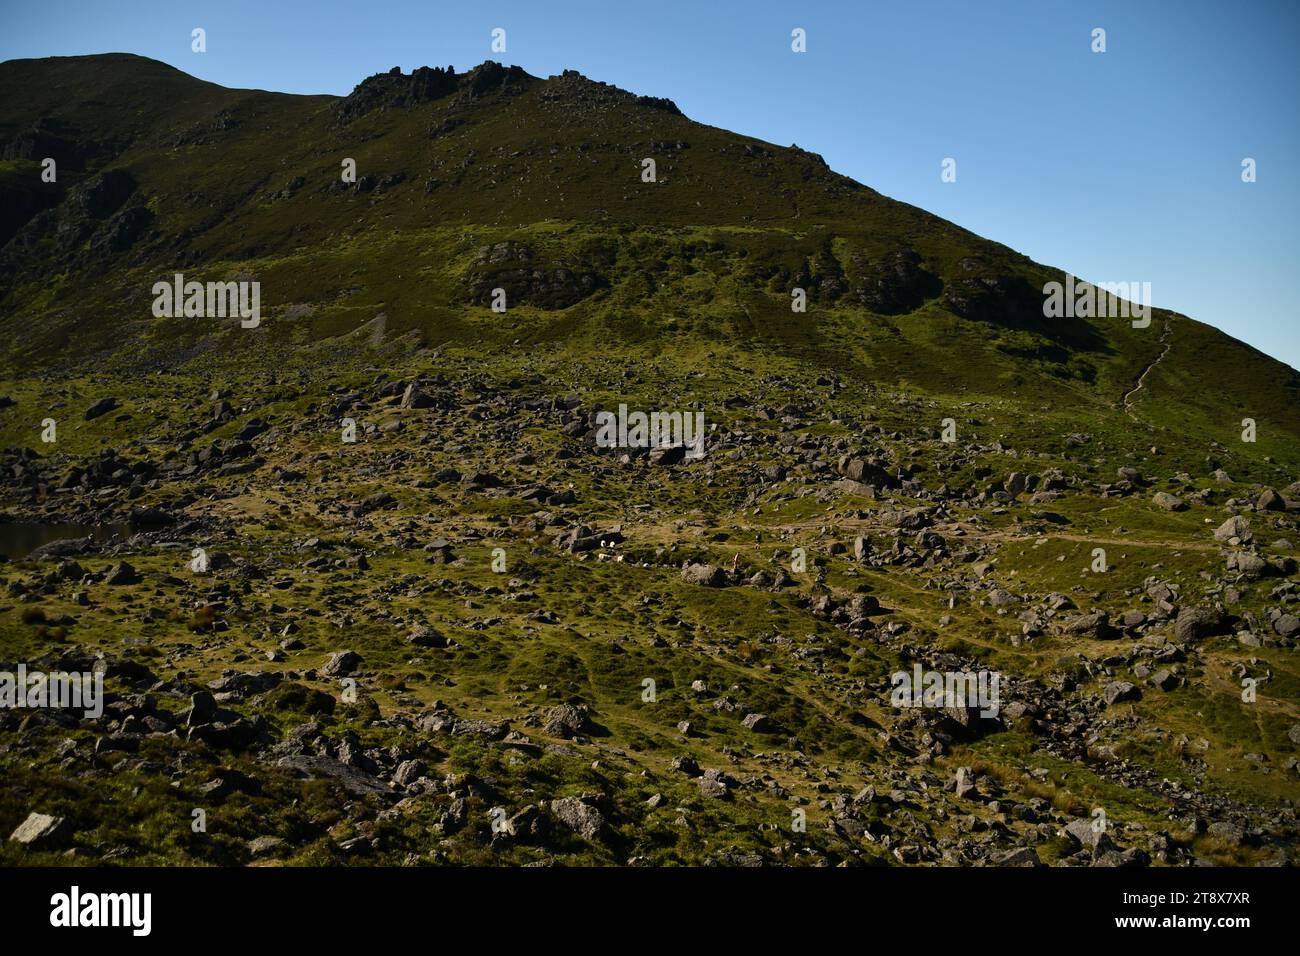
[333,60,533,124]
[331,60,682,126]
[540,68,682,116]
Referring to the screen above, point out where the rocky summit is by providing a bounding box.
[0,53,1298,869]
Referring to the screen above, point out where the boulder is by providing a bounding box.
[1062,819,1111,852]
[1173,606,1227,644]
[8,812,70,849]
[648,445,686,466]
[1151,669,1178,691]
[1064,610,1111,639]
[681,563,726,587]
[543,703,590,739]
[841,458,893,487]
[954,766,977,799]
[406,626,447,648]
[84,397,118,420]
[400,383,436,409]
[550,797,604,839]
[697,773,730,800]
[322,650,362,676]
[104,561,140,585]
[1103,681,1140,706]
[275,755,396,798]
[1232,551,1268,579]
[990,847,1041,866]
[1258,488,1286,511]
[1214,515,1251,544]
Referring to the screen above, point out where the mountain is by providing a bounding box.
[0,55,1297,867]
[1,55,1296,445]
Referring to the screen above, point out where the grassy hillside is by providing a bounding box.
[0,55,1297,868]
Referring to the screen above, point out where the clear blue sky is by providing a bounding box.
[3,0,1297,370]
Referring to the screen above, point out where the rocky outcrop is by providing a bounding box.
[333,62,531,125]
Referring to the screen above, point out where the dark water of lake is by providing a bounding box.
[0,522,134,560]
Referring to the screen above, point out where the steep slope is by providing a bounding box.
[1,55,1294,466]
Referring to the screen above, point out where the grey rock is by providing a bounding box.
[1258,488,1286,511]
[84,397,118,420]
[681,563,726,587]
[406,626,447,648]
[322,650,362,676]
[1173,606,1227,644]
[247,835,285,856]
[954,766,977,799]
[1151,669,1178,691]
[187,690,217,727]
[393,759,426,787]
[550,796,604,840]
[544,703,590,739]
[670,755,700,777]
[1214,515,1251,543]
[1233,551,1268,579]
[400,383,437,409]
[104,561,140,585]
[1103,681,1141,706]
[990,847,1041,866]
[1208,820,1246,846]
[8,812,70,848]
[648,445,687,466]
[1064,610,1111,638]
[275,755,396,798]
[697,774,730,799]
[1063,819,1114,853]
